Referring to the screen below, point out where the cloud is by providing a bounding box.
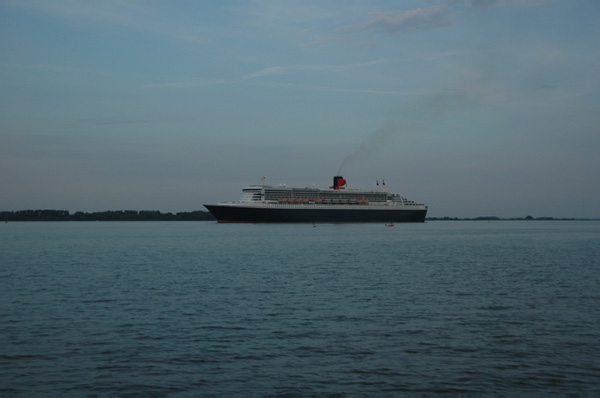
[338,0,549,38]
[239,65,337,81]
[240,59,387,80]
[143,59,390,89]
[448,0,549,8]
[142,79,232,89]
[345,5,456,34]
[310,86,416,96]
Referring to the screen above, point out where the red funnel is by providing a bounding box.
[331,176,347,190]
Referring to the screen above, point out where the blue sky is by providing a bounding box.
[1,0,599,218]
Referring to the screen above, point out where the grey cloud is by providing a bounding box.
[346,5,455,34]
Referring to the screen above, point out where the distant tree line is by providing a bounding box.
[426,216,585,221]
[1,209,215,222]
[2,210,589,222]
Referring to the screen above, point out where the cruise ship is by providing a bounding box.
[203,176,427,223]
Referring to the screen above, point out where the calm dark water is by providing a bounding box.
[1,221,599,395]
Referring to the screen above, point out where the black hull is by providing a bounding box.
[204,205,427,223]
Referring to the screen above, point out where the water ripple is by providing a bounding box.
[1,221,599,394]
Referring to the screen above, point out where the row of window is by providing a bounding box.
[240,187,424,206]
[261,188,391,202]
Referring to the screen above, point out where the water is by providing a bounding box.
[1,221,599,394]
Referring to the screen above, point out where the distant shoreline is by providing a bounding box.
[1,210,597,222]
[0,210,215,222]
[426,216,597,221]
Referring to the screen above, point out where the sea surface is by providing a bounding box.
[1,221,599,395]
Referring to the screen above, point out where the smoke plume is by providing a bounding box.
[336,65,496,176]
[337,119,402,175]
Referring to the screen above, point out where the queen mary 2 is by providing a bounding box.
[203,176,427,223]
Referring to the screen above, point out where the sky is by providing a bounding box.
[1,0,599,218]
